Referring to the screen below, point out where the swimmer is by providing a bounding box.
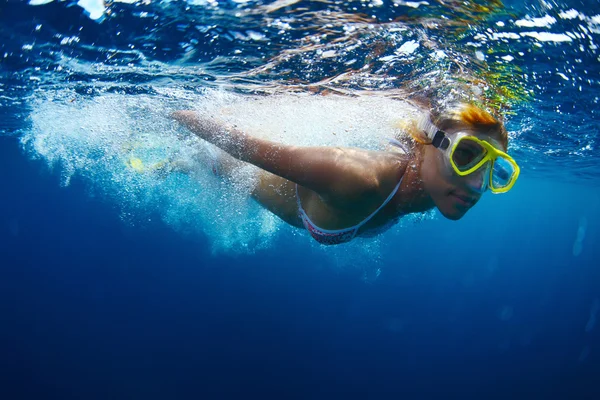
[171,102,520,245]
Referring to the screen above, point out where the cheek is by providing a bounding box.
[422,150,451,191]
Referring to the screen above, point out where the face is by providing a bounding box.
[420,129,504,220]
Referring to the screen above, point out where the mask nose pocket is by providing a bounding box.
[492,157,514,189]
[465,161,490,193]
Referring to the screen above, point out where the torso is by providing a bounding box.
[295,153,409,235]
[250,150,433,239]
[296,181,403,237]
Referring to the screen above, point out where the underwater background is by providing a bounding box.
[1,0,599,398]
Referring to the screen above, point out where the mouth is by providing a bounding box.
[450,192,477,207]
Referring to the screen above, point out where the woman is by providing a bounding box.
[171,101,520,245]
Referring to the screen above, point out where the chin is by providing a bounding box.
[438,204,469,221]
[441,210,465,221]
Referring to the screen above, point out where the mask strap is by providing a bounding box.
[431,131,450,150]
[418,115,449,149]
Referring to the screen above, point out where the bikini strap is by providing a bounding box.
[353,175,404,229]
[296,172,404,238]
[387,137,410,153]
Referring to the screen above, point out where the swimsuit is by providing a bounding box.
[296,175,404,245]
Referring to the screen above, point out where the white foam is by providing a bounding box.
[559,9,581,20]
[515,15,557,28]
[520,32,573,43]
[396,40,419,56]
[190,90,418,150]
[77,0,107,21]
[22,87,421,260]
[392,0,429,8]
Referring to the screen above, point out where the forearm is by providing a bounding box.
[171,110,288,170]
[171,111,248,158]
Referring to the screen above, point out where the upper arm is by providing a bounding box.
[242,137,377,197]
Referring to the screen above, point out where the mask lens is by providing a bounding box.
[452,138,486,171]
[492,157,515,189]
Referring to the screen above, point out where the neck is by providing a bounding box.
[395,154,435,215]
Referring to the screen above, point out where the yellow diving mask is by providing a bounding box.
[423,121,520,193]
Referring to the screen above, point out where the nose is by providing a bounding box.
[464,164,489,194]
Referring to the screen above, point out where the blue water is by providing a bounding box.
[1,0,600,398]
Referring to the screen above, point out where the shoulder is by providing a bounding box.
[370,152,409,196]
[323,150,409,209]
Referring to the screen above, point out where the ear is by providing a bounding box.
[393,118,430,145]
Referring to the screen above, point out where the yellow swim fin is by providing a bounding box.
[128,157,145,173]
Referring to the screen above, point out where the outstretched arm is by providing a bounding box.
[171,111,384,199]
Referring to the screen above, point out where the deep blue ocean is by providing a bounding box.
[1,0,600,399]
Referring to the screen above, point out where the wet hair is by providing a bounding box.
[431,103,508,149]
[397,102,508,155]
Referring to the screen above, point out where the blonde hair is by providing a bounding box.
[397,102,508,154]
